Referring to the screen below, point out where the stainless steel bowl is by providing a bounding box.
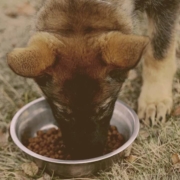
[10,97,139,178]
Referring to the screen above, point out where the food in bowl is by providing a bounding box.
[10,97,139,177]
[26,125,125,160]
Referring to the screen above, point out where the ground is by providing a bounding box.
[0,0,180,180]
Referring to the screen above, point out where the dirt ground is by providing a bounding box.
[0,0,180,180]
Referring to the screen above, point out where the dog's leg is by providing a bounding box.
[137,1,179,125]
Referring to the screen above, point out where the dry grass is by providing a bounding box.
[0,0,180,179]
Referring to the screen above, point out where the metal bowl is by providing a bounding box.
[10,97,139,178]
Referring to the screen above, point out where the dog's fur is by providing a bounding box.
[7,0,179,159]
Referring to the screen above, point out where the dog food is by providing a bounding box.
[103,125,125,155]
[26,126,124,160]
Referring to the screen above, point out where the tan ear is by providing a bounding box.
[7,32,61,77]
[101,32,149,69]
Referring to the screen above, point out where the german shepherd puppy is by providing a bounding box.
[7,0,179,159]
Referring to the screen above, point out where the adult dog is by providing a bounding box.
[7,0,179,159]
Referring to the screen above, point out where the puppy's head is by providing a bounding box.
[7,32,148,159]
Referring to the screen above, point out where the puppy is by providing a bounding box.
[7,0,179,159]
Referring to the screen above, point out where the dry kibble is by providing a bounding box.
[34,144,39,150]
[37,130,43,136]
[26,126,125,160]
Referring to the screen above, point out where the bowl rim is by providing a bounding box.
[10,97,139,165]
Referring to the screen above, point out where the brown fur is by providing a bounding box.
[7,32,147,77]
[7,32,147,107]
[6,0,149,159]
[7,32,60,77]
[35,0,133,35]
[6,0,179,158]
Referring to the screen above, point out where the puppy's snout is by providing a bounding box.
[66,135,106,159]
[61,126,109,159]
[70,143,105,159]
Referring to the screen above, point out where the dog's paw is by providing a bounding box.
[138,87,172,126]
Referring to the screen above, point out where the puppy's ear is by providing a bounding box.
[7,32,61,77]
[100,32,149,69]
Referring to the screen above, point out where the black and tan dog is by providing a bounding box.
[7,0,179,159]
